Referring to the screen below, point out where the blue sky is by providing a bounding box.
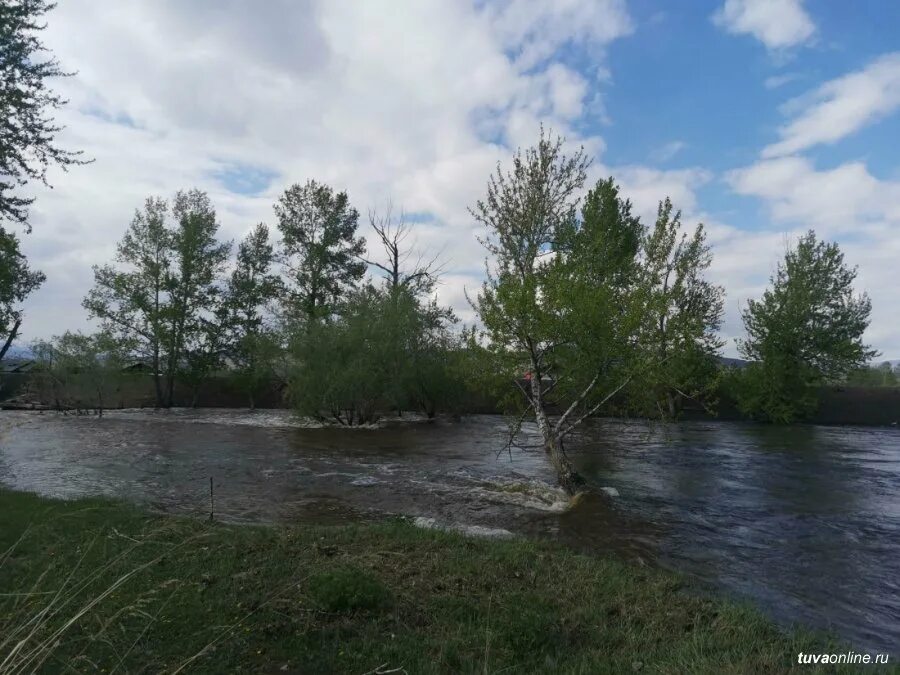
[17,0,900,358]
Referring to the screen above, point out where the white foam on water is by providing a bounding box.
[412,516,515,539]
[469,478,570,512]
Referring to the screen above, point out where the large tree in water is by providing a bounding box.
[472,130,724,493]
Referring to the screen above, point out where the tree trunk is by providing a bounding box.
[152,345,164,408]
[0,319,21,362]
[546,435,585,494]
[529,366,585,495]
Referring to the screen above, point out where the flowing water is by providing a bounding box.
[1,409,898,655]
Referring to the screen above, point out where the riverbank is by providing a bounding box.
[0,489,861,673]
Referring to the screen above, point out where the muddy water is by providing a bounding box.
[1,409,898,654]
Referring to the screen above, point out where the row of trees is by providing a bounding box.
[0,2,883,496]
[18,138,878,435]
[27,181,464,420]
[468,130,876,489]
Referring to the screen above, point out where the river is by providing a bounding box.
[1,409,898,655]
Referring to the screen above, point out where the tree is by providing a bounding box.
[84,190,230,408]
[84,197,171,406]
[275,181,366,323]
[363,204,443,295]
[634,199,724,417]
[738,230,876,422]
[163,189,231,405]
[0,227,45,361]
[1,0,87,229]
[472,129,605,493]
[225,223,284,408]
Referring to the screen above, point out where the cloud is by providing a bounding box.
[763,52,900,157]
[485,0,633,71]
[712,0,815,50]
[650,140,687,163]
[16,0,635,343]
[764,72,800,89]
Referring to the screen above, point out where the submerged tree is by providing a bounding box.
[275,181,366,323]
[472,133,724,493]
[1,0,88,229]
[471,130,600,493]
[738,230,876,422]
[288,285,392,425]
[0,227,45,361]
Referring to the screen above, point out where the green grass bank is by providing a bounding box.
[0,489,873,673]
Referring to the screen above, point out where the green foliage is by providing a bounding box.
[275,180,366,323]
[30,330,132,413]
[308,566,391,613]
[844,362,898,387]
[224,224,284,407]
[0,226,44,360]
[738,231,876,422]
[288,285,462,424]
[84,191,231,407]
[288,286,391,424]
[167,189,232,402]
[630,199,724,417]
[471,132,725,489]
[0,0,87,229]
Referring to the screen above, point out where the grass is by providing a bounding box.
[0,489,883,674]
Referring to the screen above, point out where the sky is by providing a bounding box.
[15,0,900,358]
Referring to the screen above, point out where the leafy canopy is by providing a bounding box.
[738,230,876,422]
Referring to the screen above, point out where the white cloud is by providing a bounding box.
[16,0,634,343]
[712,0,815,50]
[764,72,800,89]
[650,140,687,163]
[485,0,633,71]
[762,52,900,157]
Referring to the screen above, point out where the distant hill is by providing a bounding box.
[718,356,749,369]
[3,345,33,359]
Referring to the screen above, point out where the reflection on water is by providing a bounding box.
[1,409,898,654]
